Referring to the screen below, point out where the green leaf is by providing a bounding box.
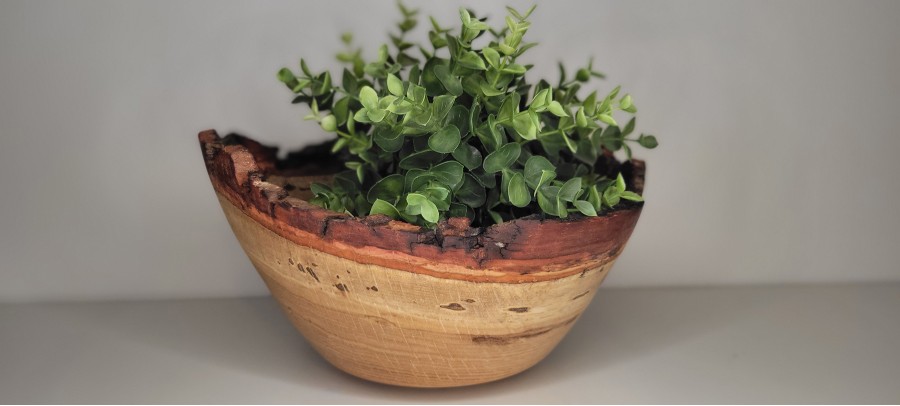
[570,137,594,164]
[622,117,636,136]
[597,125,623,151]
[431,95,456,123]
[598,113,617,126]
[366,107,387,123]
[547,101,568,117]
[386,98,414,115]
[411,106,432,125]
[367,174,404,203]
[313,71,332,95]
[512,111,536,140]
[556,197,568,218]
[387,73,404,96]
[353,108,371,123]
[638,134,658,149]
[430,160,465,189]
[370,199,401,219]
[485,115,505,151]
[562,131,578,153]
[615,172,626,192]
[458,7,472,25]
[407,84,427,105]
[423,185,451,209]
[433,64,463,96]
[507,172,530,207]
[456,173,487,208]
[588,185,602,211]
[537,186,560,217]
[445,203,466,219]
[473,169,497,188]
[428,125,461,153]
[373,127,405,152]
[299,58,313,76]
[502,63,527,75]
[452,143,483,170]
[458,51,487,70]
[524,156,555,189]
[620,94,633,110]
[621,191,644,202]
[482,47,501,69]
[420,201,439,223]
[602,185,621,207]
[447,105,470,135]
[571,200,595,216]
[359,86,379,111]
[607,85,621,100]
[277,68,299,90]
[499,93,519,122]
[483,142,522,173]
[575,107,588,127]
[406,193,439,223]
[535,170,556,196]
[332,97,350,125]
[478,77,505,97]
[530,88,551,110]
[558,178,582,202]
[399,150,445,170]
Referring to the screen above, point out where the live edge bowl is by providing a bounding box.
[198,130,645,388]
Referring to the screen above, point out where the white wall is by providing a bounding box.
[1,0,899,302]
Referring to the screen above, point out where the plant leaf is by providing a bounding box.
[602,185,621,207]
[482,47,501,69]
[367,174,404,203]
[387,73,404,96]
[507,171,530,207]
[458,51,487,70]
[558,177,582,202]
[406,193,440,223]
[512,111,536,140]
[428,125,461,153]
[430,160,465,189]
[638,134,658,149]
[620,191,644,202]
[483,142,522,173]
[370,199,401,219]
[433,64,463,96]
[456,173,487,208]
[573,200,597,216]
[452,142,483,170]
[547,101,568,117]
[359,86,379,111]
[615,172,626,192]
[524,155,555,189]
[399,150,445,170]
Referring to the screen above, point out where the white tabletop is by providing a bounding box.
[2,283,898,403]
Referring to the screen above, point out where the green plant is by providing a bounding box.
[277,3,657,227]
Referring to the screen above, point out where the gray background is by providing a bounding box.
[2,0,900,303]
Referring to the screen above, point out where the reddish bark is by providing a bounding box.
[199,130,645,282]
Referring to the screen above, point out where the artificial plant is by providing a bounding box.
[277,3,657,227]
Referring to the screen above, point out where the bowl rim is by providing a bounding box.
[200,129,645,283]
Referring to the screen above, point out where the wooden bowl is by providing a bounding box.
[198,130,645,388]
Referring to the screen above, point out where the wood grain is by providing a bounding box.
[219,194,614,387]
[198,130,646,387]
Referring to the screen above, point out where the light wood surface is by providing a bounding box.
[219,194,615,387]
[199,130,644,387]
